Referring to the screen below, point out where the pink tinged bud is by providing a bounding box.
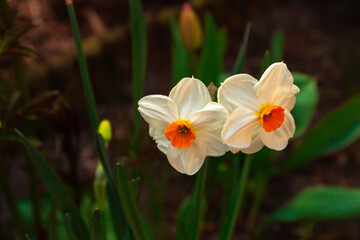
[179,3,203,51]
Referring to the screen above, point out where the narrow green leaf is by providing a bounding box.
[292,73,318,137]
[283,93,360,171]
[25,234,32,240]
[259,50,270,76]
[114,164,150,240]
[129,0,147,148]
[64,213,76,240]
[267,186,360,222]
[270,31,284,63]
[169,16,191,86]
[66,2,99,133]
[232,22,251,74]
[90,209,104,240]
[199,13,226,87]
[95,133,128,239]
[15,130,90,240]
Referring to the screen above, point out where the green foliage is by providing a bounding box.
[199,13,226,87]
[270,31,284,63]
[267,186,360,222]
[169,16,192,86]
[284,93,360,171]
[232,22,251,75]
[130,0,147,148]
[260,50,270,76]
[292,72,318,137]
[15,130,90,240]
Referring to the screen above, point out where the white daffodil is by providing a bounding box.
[218,62,300,154]
[138,77,229,175]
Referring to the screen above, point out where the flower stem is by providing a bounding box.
[220,154,252,240]
[189,160,208,240]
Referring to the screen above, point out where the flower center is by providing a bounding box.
[258,105,285,132]
[164,119,196,149]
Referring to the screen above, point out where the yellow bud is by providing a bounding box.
[98,119,112,147]
[179,3,203,51]
[94,163,107,211]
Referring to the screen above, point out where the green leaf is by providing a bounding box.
[199,13,226,87]
[90,209,104,240]
[169,16,191,86]
[114,164,151,240]
[270,31,284,63]
[130,0,147,147]
[284,93,360,171]
[66,2,99,133]
[232,22,251,75]
[267,186,360,222]
[259,50,270,77]
[15,130,90,240]
[292,72,318,137]
[0,24,34,55]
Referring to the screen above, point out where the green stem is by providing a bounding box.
[188,160,208,240]
[300,221,316,240]
[220,154,252,240]
[245,176,268,231]
[66,0,99,133]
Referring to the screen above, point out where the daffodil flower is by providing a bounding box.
[218,62,300,154]
[138,77,228,175]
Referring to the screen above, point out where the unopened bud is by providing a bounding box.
[98,119,112,147]
[180,3,203,51]
[94,163,107,211]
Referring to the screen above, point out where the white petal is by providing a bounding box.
[260,109,295,151]
[189,102,228,156]
[218,74,260,113]
[190,102,229,131]
[254,62,294,104]
[196,129,228,156]
[138,95,178,128]
[221,107,258,149]
[149,126,169,155]
[240,128,264,154]
[228,146,241,154]
[273,87,297,111]
[167,141,207,175]
[169,77,211,120]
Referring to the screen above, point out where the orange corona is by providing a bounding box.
[164,120,196,149]
[259,105,285,132]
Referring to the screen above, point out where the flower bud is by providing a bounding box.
[98,119,112,147]
[94,162,107,211]
[179,3,203,51]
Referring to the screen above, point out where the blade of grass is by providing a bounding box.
[199,13,226,87]
[90,209,104,240]
[129,0,147,153]
[66,0,99,133]
[114,164,150,240]
[220,154,252,240]
[259,50,270,77]
[270,31,284,63]
[15,129,90,240]
[169,16,191,86]
[232,22,251,74]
